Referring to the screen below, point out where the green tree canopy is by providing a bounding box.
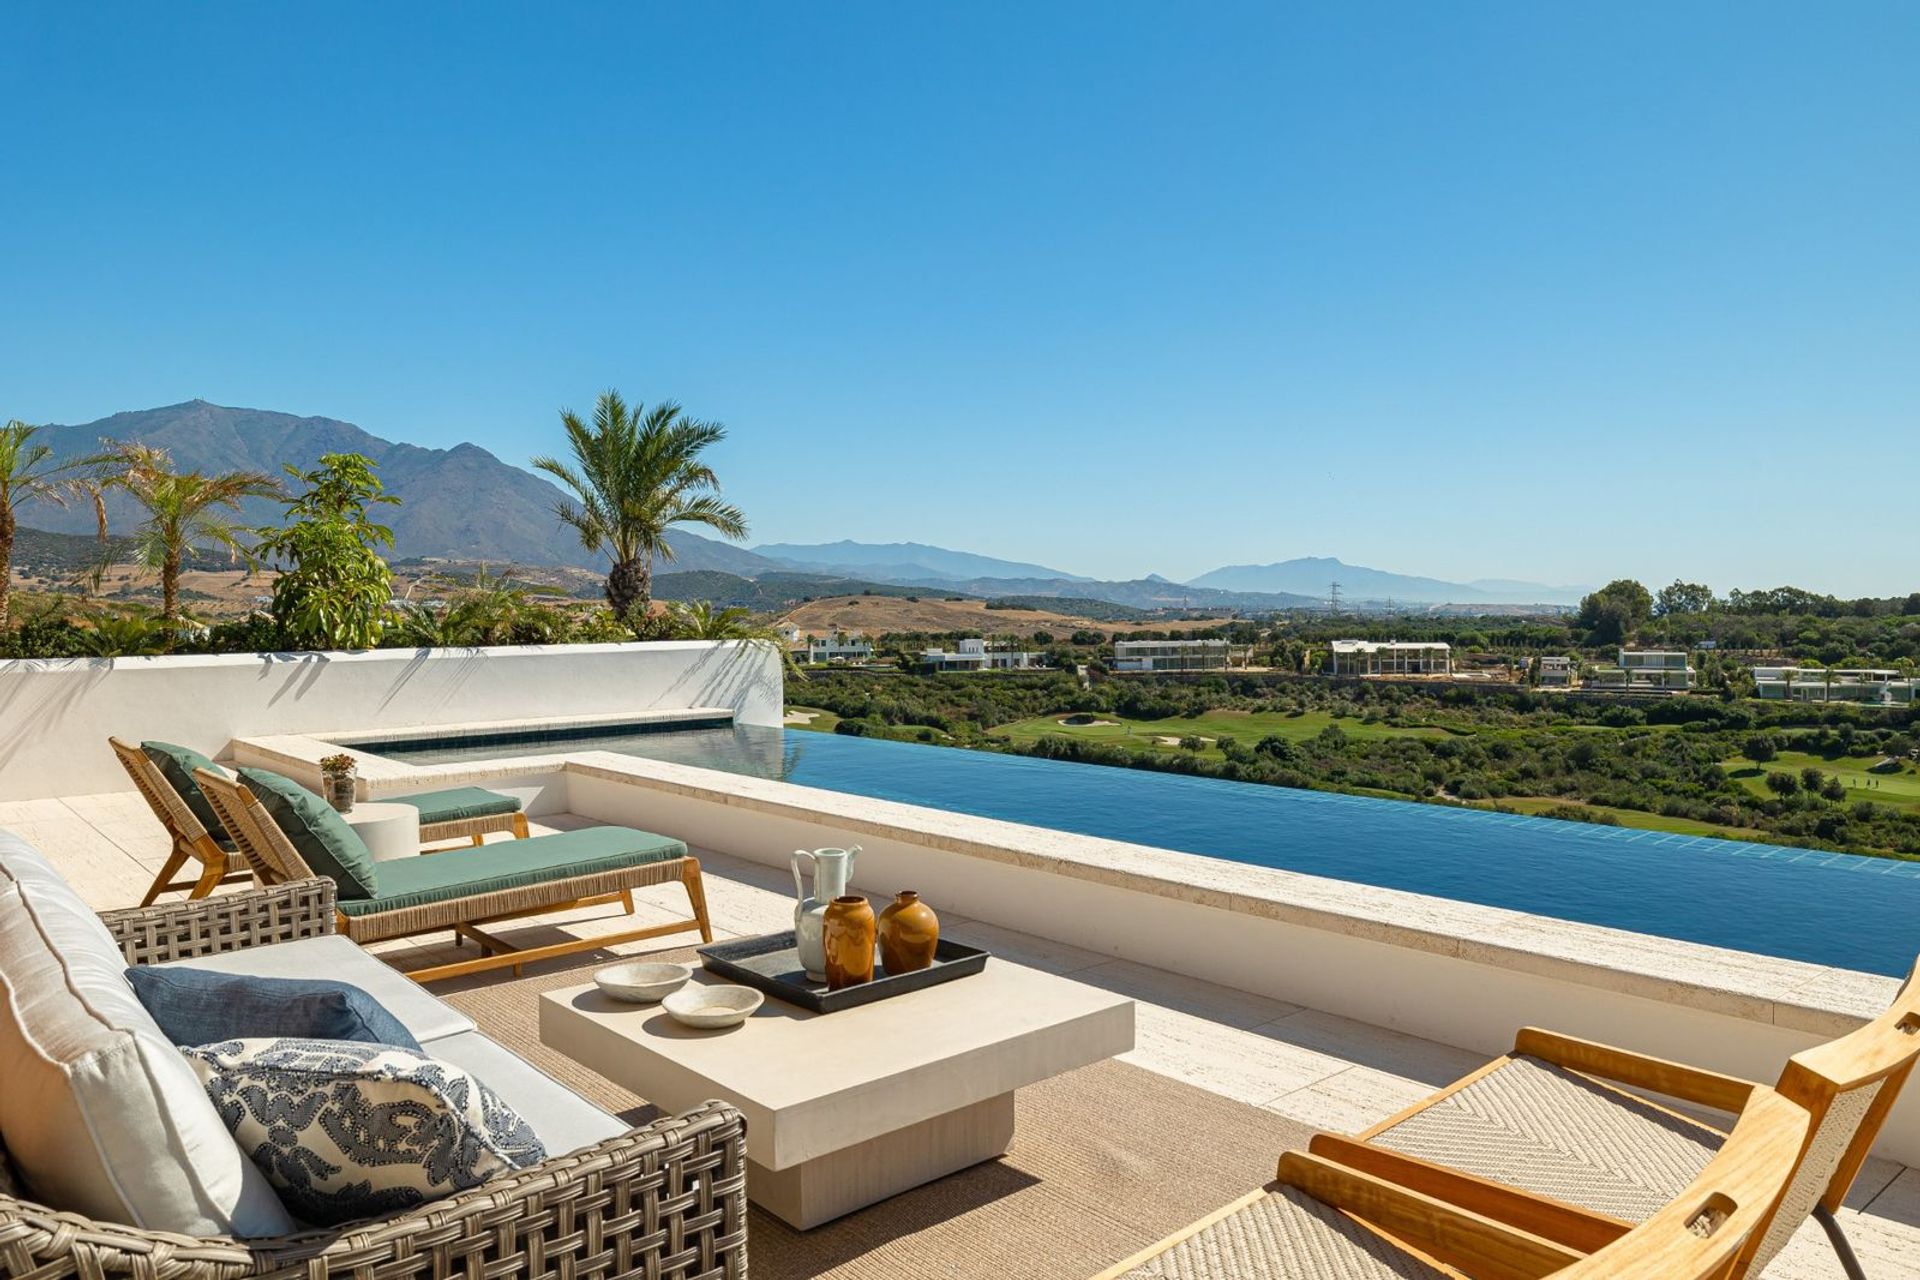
[1576,578,1654,646]
[1655,580,1716,617]
[253,453,398,650]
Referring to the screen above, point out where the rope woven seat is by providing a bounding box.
[1369,1055,1721,1222]
[1097,1087,1812,1280]
[1118,1185,1453,1280]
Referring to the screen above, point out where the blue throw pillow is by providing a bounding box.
[125,967,423,1053]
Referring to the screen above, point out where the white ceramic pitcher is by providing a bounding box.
[792,846,860,980]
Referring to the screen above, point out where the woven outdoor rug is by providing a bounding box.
[442,947,1317,1280]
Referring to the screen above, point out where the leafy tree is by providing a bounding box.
[1655,580,1715,617]
[253,453,398,650]
[1742,733,1777,763]
[84,443,280,626]
[1576,578,1654,645]
[531,391,748,622]
[1765,770,1800,795]
[0,420,86,629]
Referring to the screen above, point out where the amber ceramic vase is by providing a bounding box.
[822,895,876,989]
[878,891,939,975]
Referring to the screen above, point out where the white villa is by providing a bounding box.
[1587,649,1695,692]
[1754,666,1918,706]
[798,633,875,664]
[920,637,1044,672]
[1536,655,1576,687]
[1111,638,1234,672]
[1327,639,1452,678]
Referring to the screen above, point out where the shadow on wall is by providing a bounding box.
[0,657,117,778]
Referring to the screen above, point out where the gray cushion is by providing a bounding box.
[238,767,380,901]
[427,1031,626,1156]
[141,741,230,840]
[126,966,423,1053]
[158,934,476,1045]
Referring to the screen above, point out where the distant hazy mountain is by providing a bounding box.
[18,401,776,574]
[753,540,1089,584]
[1187,557,1586,606]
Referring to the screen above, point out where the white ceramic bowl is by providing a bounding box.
[594,961,692,1004]
[663,984,763,1029]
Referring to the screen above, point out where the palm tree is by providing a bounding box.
[531,391,748,620]
[85,443,281,625]
[0,420,85,630]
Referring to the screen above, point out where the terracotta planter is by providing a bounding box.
[822,895,875,989]
[878,891,939,975]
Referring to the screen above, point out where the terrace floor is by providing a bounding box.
[5,788,1919,1278]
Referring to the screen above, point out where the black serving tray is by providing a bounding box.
[696,930,990,1014]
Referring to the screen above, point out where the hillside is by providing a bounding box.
[1188,556,1585,606]
[17,401,773,573]
[753,540,1088,582]
[777,594,1231,639]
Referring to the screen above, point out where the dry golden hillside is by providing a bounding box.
[776,594,1227,638]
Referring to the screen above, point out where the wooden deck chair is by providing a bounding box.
[1334,959,1920,1280]
[109,736,255,905]
[195,767,711,983]
[1096,1085,1809,1279]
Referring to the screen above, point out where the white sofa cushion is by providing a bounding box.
[0,830,293,1238]
[185,1037,547,1226]
[427,1030,627,1156]
[158,934,477,1046]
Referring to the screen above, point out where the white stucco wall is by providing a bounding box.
[0,641,782,800]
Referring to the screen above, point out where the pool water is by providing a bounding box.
[377,723,1920,976]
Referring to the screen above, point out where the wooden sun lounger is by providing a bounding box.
[1096,1086,1810,1279]
[195,768,712,983]
[1340,959,1920,1280]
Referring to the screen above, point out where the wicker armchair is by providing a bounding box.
[0,881,750,1280]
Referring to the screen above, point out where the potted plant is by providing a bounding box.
[319,753,358,813]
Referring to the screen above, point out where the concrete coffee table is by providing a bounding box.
[540,958,1134,1228]
[340,801,421,861]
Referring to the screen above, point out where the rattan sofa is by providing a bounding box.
[0,863,750,1280]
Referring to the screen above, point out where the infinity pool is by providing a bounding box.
[375,723,1920,976]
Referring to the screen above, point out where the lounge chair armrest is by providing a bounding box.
[1278,1149,1584,1280]
[1514,1027,1759,1114]
[101,877,337,965]
[1307,1134,1631,1254]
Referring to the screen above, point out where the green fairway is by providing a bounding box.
[989,707,1446,761]
[1488,796,1753,839]
[783,706,842,733]
[1722,751,1920,810]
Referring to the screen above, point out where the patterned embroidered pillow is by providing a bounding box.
[183,1038,545,1226]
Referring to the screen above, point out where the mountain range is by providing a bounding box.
[15,401,1583,610]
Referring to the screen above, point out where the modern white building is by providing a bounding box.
[1327,640,1452,677]
[1587,649,1695,691]
[1754,667,1917,706]
[1535,655,1576,687]
[1111,638,1234,673]
[920,638,1044,672]
[798,634,874,664]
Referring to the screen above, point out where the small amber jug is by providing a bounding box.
[878,890,939,975]
[822,895,876,989]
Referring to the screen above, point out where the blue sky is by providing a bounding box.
[3,4,1915,595]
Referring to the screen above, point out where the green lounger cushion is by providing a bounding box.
[391,787,522,826]
[238,767,381,902]
[142,741,232,842]
[337,826,686,919]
